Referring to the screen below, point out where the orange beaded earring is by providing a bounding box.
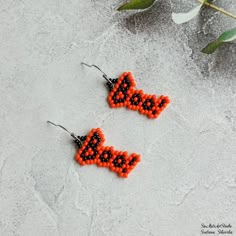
[47,121,140,178]
[82,63,170,119]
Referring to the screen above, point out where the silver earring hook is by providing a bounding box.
[81,62,113,85]
[47,120,82,145]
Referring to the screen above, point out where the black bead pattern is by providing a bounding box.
[158,99,166,108]
[113,155,126,168]
[129,93,142,106]
[129,157,137,166]
[106,78,118,91]
[112,76,131,104]
[142,98,155,111]
[80,132,101,161]
[75,140,82,149]
[80,136,87,141]
[74,136,87,148]
[152,110,157,115]
[99,150,112,163]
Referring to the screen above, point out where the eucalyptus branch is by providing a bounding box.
[197,0,236,20]
[117,0,236,54]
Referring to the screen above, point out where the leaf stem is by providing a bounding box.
[197,0,236,20]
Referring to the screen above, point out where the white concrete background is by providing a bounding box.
[0,0,236,235]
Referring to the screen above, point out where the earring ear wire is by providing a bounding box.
[81,62,113,86]
[47,120,82,145]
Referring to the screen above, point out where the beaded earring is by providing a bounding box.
[47,121,140,178]
[82,63,170,119]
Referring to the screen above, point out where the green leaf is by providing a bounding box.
[117,0,155,11]
[172,0,208,24]
[218,27,236,42]
[202,27,236,54]
[201,41,223,54]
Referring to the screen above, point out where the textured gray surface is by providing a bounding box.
[0,0,236,235]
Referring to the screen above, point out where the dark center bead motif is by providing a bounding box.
[75,128,141,178]
[112,155,126,168]
[129,93,142,106]
[107,72,170,119]
[142,98,155,111]
[99,150,112,163]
